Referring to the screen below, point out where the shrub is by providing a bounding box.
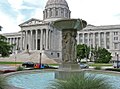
[48,73,112,89]
[0,76,8,89]
[17,66,24,71]
[94,66,101,70]
[105,68,120,72]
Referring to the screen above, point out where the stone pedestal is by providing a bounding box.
[55,64,84,80]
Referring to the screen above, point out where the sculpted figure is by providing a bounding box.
[62,30,77,63]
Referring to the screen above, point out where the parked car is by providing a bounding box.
[41,64,58,69]
[80,63,89,69]
[113,60,120,68]
[22,62,34,68]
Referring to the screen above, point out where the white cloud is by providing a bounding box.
[0,10,20,33]
[67,0,120,25]
[31,8,43,20]
[1,0,120,34]
[7,0,23,10]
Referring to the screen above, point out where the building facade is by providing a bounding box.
[77,25,120,58]
[2,0,120,61]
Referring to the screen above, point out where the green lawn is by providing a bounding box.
[0,61,23,64]
[89,63,112,67]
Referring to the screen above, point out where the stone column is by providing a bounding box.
[49,30,52,49]
[110,32,113,50]
[88,33,90,46]
[104,32,107,48]
[26,31,28,50]
[93,33,95,48]
[16,37,19,50]
[98,32,101,47]
[48,9,50,18]
[36,30,38,50]
[31,30,33,50]
[46,29,48,50]
[83,33,85,44]
[21,31,23,50]
[40,29,43,50]
[58,8,61,17]
[53,8,56,17]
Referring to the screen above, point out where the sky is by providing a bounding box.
[0,0,120,33]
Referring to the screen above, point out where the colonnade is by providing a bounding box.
[78,32,112,49]
[21,29,53,51]
[7,37,21,51]
[43,7,70,19]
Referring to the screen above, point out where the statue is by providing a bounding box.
[62,29,77,63]
[52,19,87,64]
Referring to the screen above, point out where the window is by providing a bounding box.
[55,9,58,16]
[65,9,68,17]
[114,37,118,40]
[50,9,52,17]
[106,45,110,49]
[51,53,53,55]
[61,8,64,16]
[57,53,60,57]
[114,32,118,35]
[114,43,118,49]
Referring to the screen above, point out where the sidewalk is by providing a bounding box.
[0,65,16,73]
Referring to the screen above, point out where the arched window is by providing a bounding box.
[55,8,58,16]
[61,8,64,17]
[50,8,52,17]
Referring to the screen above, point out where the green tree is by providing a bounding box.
[0,35,13,57]
[77,44,90,62]
[94,47,112,63]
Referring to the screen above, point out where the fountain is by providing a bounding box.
[52,19,87,79]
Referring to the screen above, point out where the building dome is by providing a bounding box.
[46,0,68,7]
[43,0,71,21]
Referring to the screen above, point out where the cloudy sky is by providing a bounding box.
[0,0,120,33]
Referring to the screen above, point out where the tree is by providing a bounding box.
[94,47,112,63]
[0,35,13,57]
[77,44,90,62]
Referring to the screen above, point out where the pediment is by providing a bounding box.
[19,18,44,27]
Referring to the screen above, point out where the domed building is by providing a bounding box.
[43,0,71,21]
[2,0,71,63]
[2,0,120,62]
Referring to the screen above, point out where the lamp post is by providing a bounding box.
[116,53,119,68]
[0,26,2,31]
[39,53,42,68]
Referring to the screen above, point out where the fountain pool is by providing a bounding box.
[6,71,120,89]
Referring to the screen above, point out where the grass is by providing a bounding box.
[48,73,112,89]
[49,64,59,66]
[89,63,112,67]
[0,61,23,64]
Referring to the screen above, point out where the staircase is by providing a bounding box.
[0,50,60,64]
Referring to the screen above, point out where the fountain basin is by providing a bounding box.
[53,19,87,30]
[6,70,120,89]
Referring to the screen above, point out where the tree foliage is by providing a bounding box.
[77,44,112,63]
[0,35,13,57]
[94,47,112,63]
[77,44,90,62]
